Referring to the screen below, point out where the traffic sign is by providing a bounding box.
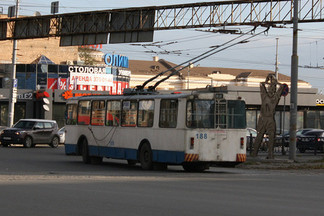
[282,83,289,97]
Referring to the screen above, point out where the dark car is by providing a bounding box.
[276,128,314,147]
[0,119,60,148]
[296,129,324,153]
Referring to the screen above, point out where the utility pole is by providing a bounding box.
[275,38,279,79]
[289,0,299,161]
[8,0,19,127]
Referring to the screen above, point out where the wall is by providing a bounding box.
[0,38,79,64]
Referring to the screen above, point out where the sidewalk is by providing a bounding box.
[237,152,324,169]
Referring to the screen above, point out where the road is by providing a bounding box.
[0,145,323,216]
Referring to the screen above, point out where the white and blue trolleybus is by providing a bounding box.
[64,86,247,172]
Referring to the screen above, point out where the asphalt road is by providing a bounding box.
[0,145,323,216]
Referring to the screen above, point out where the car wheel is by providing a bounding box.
[24,136,33,148]
[139,142,153,170]
[50,136,59,148]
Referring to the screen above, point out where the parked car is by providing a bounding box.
[296,129,324,153]
[246,128,268,151]
[276,128,314,147]
[58,127,65,144]
[0,119,60,148]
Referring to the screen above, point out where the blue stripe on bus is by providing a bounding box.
[65,144,77,155]
[65,144,185,164]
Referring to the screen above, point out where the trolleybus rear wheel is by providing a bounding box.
[139,143,153,170]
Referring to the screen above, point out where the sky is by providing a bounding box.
[1,0,324,91]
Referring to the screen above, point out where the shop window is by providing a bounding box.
[16,73,26,89]
[121,100,137,127]
[53,103,66,128]
[25,73,36,90]
[159,99,178,128]
[246,109,257,129]
[106,101,120,126]
[14,103,26,124]
[78,101,91,125]
[58,65,69,73]
[138,100,154,127]
[91,100,105,126]
[27,64,36,72]
[0,104,8,126]
[66,104,77,125]
[16,64,26,73]
[48,65,58,73]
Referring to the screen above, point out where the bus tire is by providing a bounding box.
[139,143,153,170]
[82,139,91,164]
[182,162,208,172]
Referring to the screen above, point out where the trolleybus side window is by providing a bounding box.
[66,104,77,125]
[186,100,215,128]
[159,99,178,128]
[106,100,121,126]
[227,100,246,129]
[78,101,91,125]
[91,100,105,126]
[121,100,137,127]
[138,100,154,127]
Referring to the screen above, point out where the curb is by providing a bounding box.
[236,154,324,169]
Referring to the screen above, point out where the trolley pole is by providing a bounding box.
[8,0,19,127]
[275,38,279,79]
[289,0,299,161]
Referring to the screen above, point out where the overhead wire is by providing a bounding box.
[138,25,261,90]
[151,26,271,90]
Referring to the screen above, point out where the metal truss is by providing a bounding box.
[154,0,324,29]
[0,0,323,41]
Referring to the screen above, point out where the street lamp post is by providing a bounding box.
[8,0,19,127]
[289,0,299,161]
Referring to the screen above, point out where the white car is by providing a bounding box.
[58,127,65,144]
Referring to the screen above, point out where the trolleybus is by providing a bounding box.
[64,87,247,172]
